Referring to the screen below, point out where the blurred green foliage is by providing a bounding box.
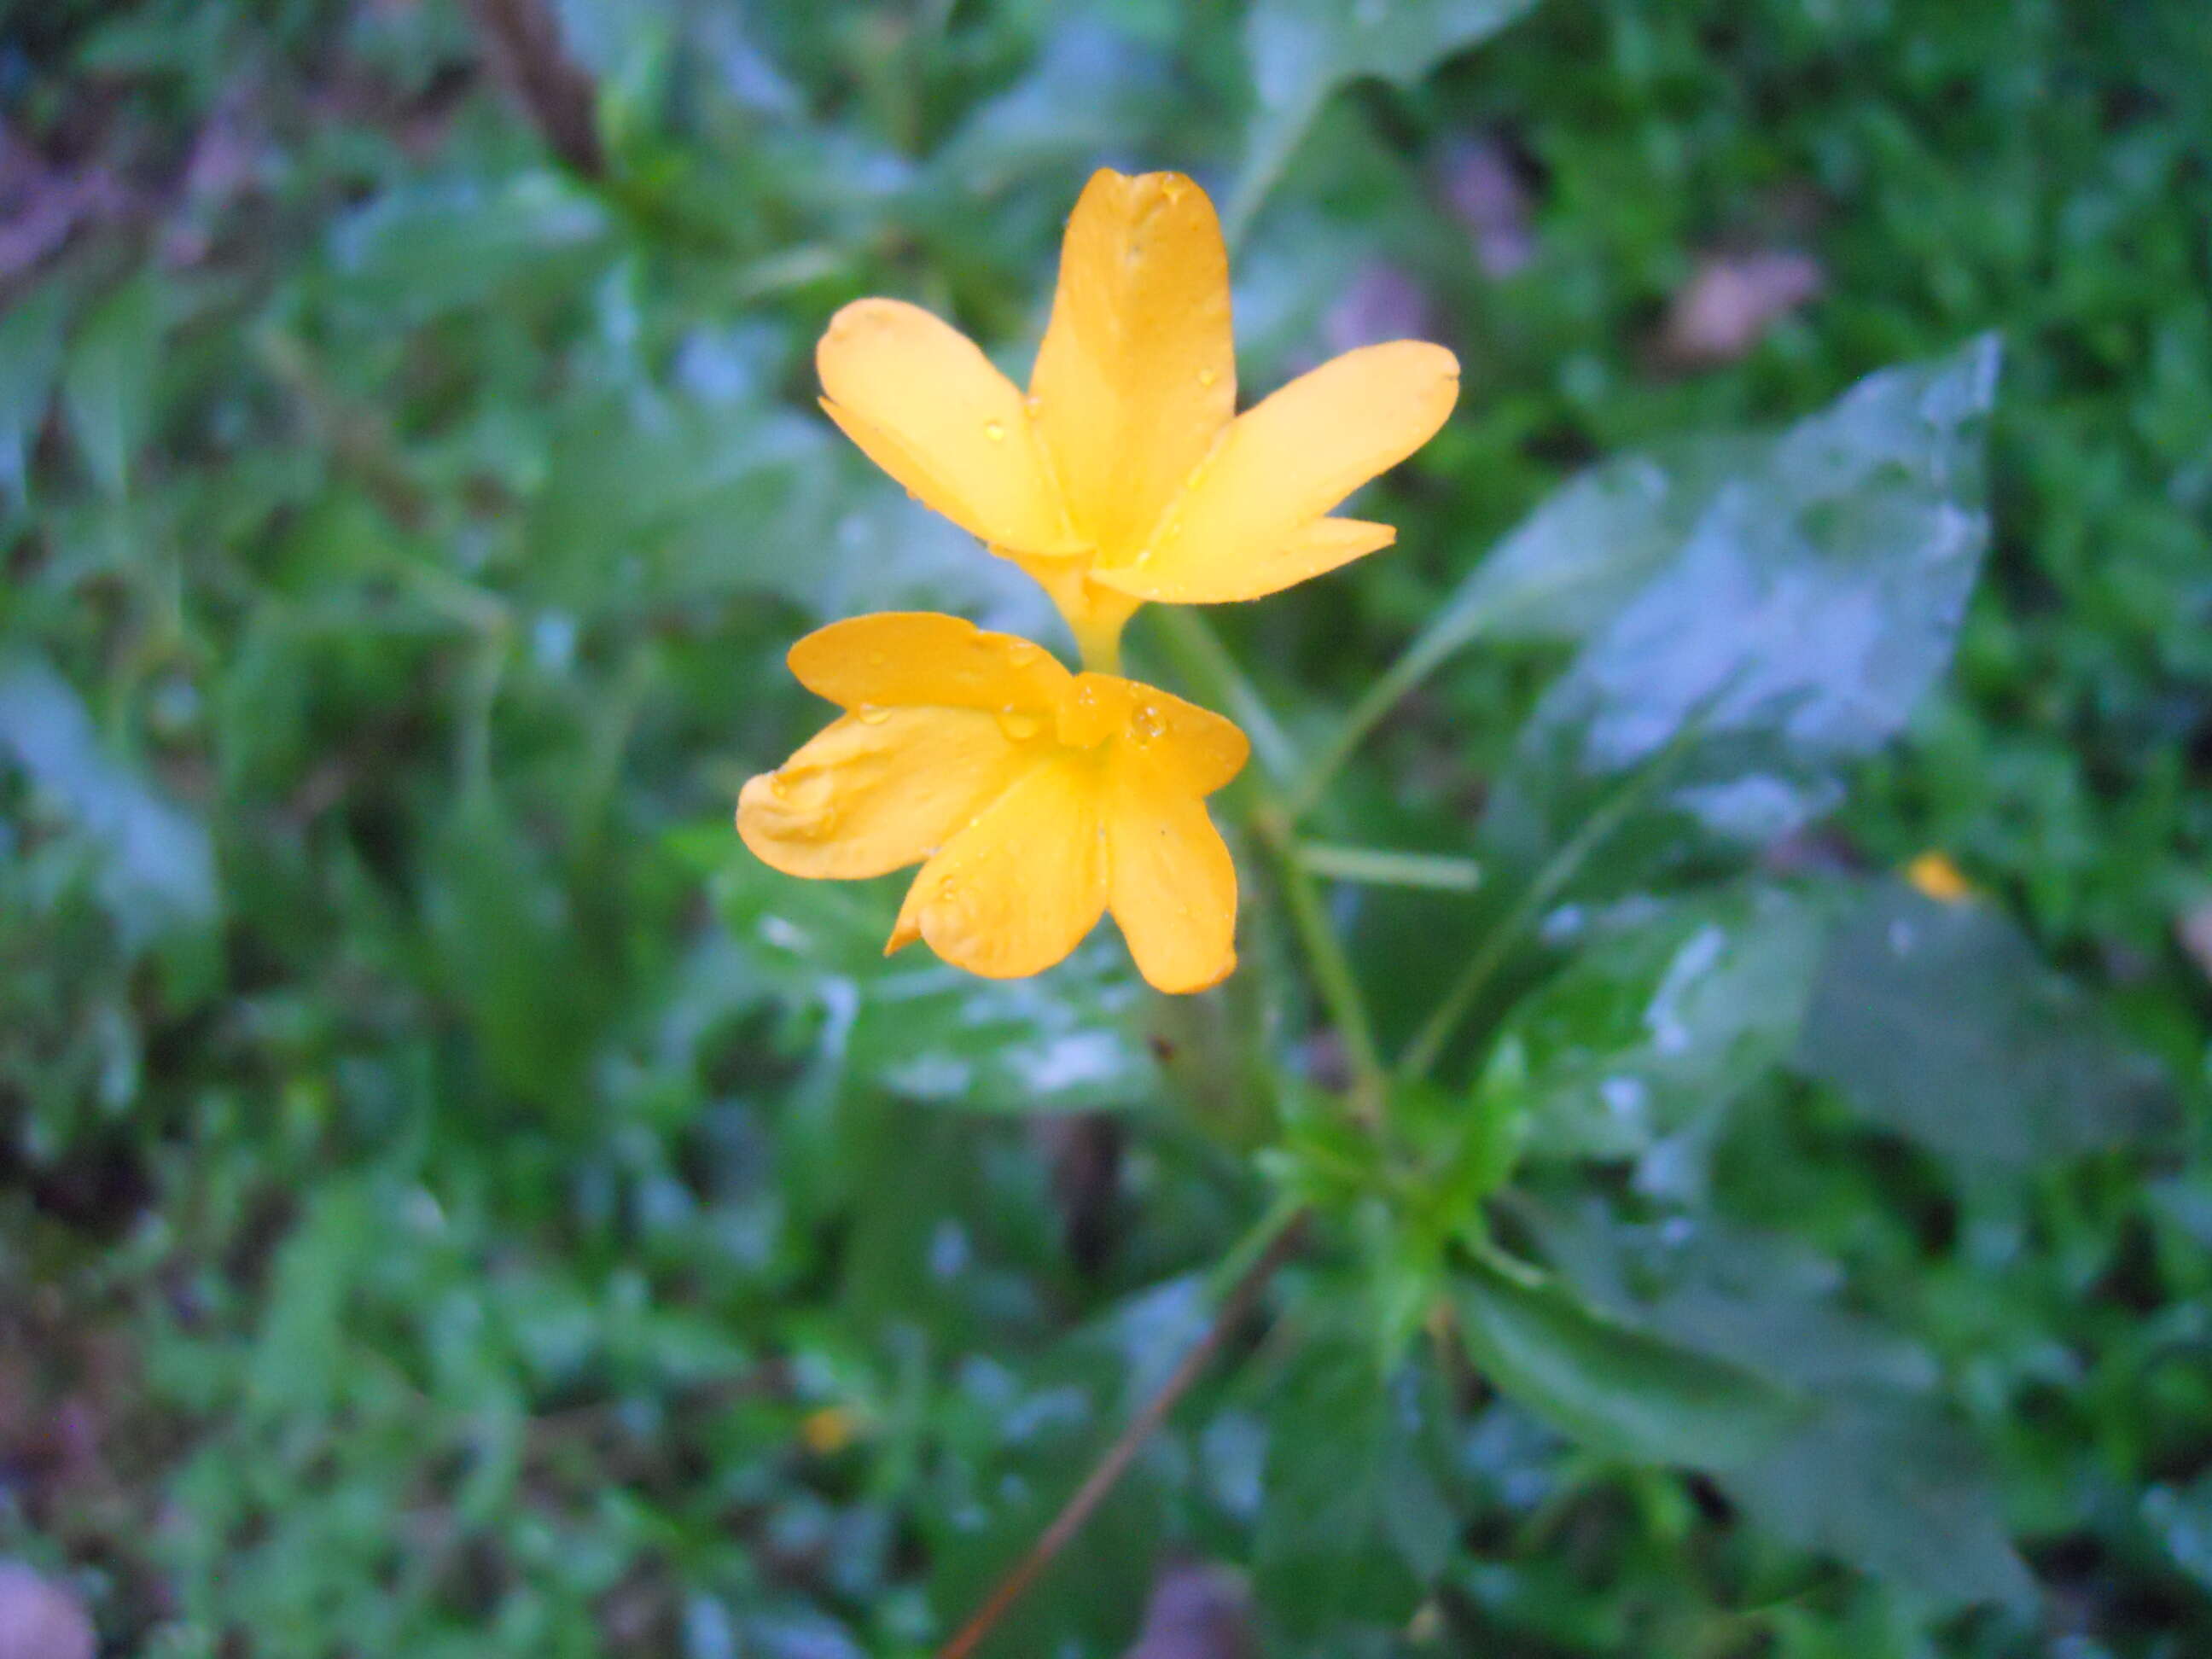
[1,2,2208,1656]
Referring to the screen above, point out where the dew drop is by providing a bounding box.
[1006,640,1039,665]
[996,707,1043,742]
[768,773,792,799]
[1196,367,1219,389]
[867,650,888,667]
[983,419,1006,442]
[1129,704,1165,746]
[856,703,890,725]
[1024,394,1044,416]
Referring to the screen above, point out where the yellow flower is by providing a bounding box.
[1906,851,1976,905]
[816,168,1461,670]
[737,613,1249,994]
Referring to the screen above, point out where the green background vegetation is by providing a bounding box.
[2,1,2209,1655]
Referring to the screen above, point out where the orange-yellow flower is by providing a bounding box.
[816,168,1460,670]
[737,613,1249,994]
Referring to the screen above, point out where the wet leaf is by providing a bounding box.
[1720,1391,2036,1612]
[1410,434,1762,667]
[1793,882,2174,1167]
[707,856,1161,1115]
[1515,1198,2034,1610]
[1489,884,1828,1166]
[1482,337,2002,895]
[1452,1248,1802,1471]
[1254,1339,1459,1641]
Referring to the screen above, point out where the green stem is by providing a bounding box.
[1294,841,1482,893]
[1150,608,1299,788]
[1285,643,1442,820]
[1260,810,1388,1117]
[1394,715,1710,1083]
[1146,610,1388,1115]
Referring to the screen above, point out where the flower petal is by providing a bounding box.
[1100,518,1397,605]
[1029,170,1237,560]
[818,299,1078,556]
[1096,341,1458,602]
[1057,674,1250,797]
[888,754,1108,978]
[787,613,1071,716]
[738,707,1027,880]
[1106,761,1237,994]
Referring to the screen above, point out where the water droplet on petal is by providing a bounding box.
[866,650,888,667]
[1006,640,1039,665]
[768,773,792,799]
[1129,704,1165,746]
[1196,367,1218,388]
[1024,394,1044,416]
[983,419,1006,442]
[996,707,1042,742]
[856,703,890,725]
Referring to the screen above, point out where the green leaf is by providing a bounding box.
[1247,0,1545,131]
[247,1179,375,1423]
[1233,0,1545,235]
[1720,1392,2037,1612]
[0,275,72,504]
[706,853,1162,1115]
[0,657,218,946]
[1514,1198,2034,1611]
[1254,1338,1461,1641]
[1793,882,2174,1167]
[326,172,609,323]
[920,1281,1199,1656]
[1452,1249,1802,1471]
[1489,883,1829,1167]
[1481,337,2002,898]
[61,272,164,497]
[1400,434,1763,678]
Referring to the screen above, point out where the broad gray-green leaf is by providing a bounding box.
[0,659,218,945]
[1720,1392,2036,1612]
[0,276,72,504]
[1233,0,1545,235]
[1517,1198,1943,1398]
[1452,1250,1802,1471]
[61,273,164,497]
[1400,434,1762,682]
[1489,884,1827,1167]
[1511,1196,2031,1610]
[1254,1340,1461,1639]
[1793,882,2174,1167]
[1481,336,2001,895]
